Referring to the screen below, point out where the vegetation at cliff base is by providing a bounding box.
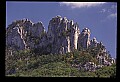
[5,47,116,77]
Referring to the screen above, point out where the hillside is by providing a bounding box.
[6,48,116,77]
[6,16,116,77]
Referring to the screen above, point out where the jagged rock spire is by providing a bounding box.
[47,16,80,54]
[78,27,91,49]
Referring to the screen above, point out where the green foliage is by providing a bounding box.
[65,50,95,65]
[67,28,71,33]
[6,48,116,77]
[35,39,39,44]
[61,30,69,37]
[61,31,67,36]
[29,62,72,77]
[95,65,116,78]
[87,47,99,57]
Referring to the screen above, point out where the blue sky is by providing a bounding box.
[6,2,117,58]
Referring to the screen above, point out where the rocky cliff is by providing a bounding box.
[47,16,80,54]
[78,28,90,49]
[6,15,109,55]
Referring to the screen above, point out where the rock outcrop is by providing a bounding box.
[6,15,110,56]
[78,28,90,49]
[6,16,81,54]
[90,37,98,48]
[6,19,47,50]
[47,16,80,54]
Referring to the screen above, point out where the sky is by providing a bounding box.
[6,2,117,58]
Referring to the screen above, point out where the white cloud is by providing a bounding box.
[100,12,117,22]
[60,2,106,9]
[100,3,117,22]
[100,8,112,13]
[109,4,117,19]
[107,13,117,19]
[100,9,106,13]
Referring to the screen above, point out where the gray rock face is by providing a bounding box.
[6,19,46,50]
[78,28,90,49]
[6,16,109,55]
[47,16,80,54]
[6,16,80,54]
[90,37,98,48]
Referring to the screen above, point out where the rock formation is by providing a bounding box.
[6,15,110,56]
[78,28,90,49]
[6,19,47,51]
[47,16,80,54]
[6,16,116,74]
[90,37,98,48]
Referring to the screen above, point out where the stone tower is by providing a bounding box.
[78,28,91,49]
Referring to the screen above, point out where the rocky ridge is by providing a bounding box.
[6,15,116,73]
[6,15,112,57]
